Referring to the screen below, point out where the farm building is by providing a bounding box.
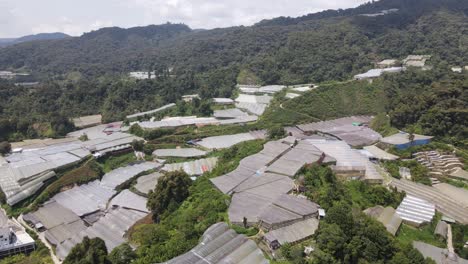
[100,162,159,189]
[0,210,35,258]
[138,116,220,130]
[364,206,402,235]
[363,145,399,160]
[153,148,207,158]
[380,132,432,149]
[196,131,266,149]
[396,195,435,227]
[377,59,398,68]
[162,157,218,176]
[213,108,249,119]
[308,139,384,184]
[212,98,234,105]
[211,138,324,229]
[413,241,468,264]
[403,55,431,68]
[390,179,468,224]
[354,67,404,80]
[298,116,382,147]
[264,218,319,249]
[161,222,268,264]
[134,172,162,194]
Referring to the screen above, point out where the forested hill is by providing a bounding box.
[0,0,467,82]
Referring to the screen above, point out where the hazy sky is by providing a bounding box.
[0,0,370,38]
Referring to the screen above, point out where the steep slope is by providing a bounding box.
[0,0,466,82]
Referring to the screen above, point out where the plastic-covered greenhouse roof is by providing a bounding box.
[396,195,435,225]
[264,218,319,245]
[160,222,268,264]
[196,131,266,150]
[138,116,220,129]
[54,180,116,216]
[56,207,147,260]
[1,129,143,205]
[153,148,207,158]
[108,190,149,213]
[162,157,218,176]
[213,108,248,118]
[298,116,381,147]
[235,102,267,116]
[134,172,162,194]
[218,115,258,125]
[390,179,468,224]
[100,162,159,189]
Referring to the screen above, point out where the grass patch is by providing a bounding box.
[396,224,445,248]
[98,152,137,173]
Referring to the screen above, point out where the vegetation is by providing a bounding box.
[64,237,109,264]
[0,141,11,155]
[98,152,136,173]
[382,160,431,185]
[294,165,437,264]
[147,170,193,221]
[0,0,467,140]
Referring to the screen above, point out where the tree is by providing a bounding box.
[0,141,11,155]
[147,170,192,221]
[129,124,144,137]
[108,243,136,264]
[64,236,109,264]
[131,139,145,152]
[267,125,286,140]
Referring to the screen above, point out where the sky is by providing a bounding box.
[0,0,370,38]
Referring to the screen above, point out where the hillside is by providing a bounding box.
[0,32,70,48]
[0,0,467,141]
[0,0,466,82]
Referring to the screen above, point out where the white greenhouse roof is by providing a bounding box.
[108,190,149,213]
[153,148,207,158]
[134,172,163,194]
[196,131,266,150]
[381,132,433,145]
[162,157,218,176]
[363,145,399,160]
[213,108,249,119]
[101,162,159,189]
[264,218,319,245]
[161,222,268,264]
[396,195,435,225]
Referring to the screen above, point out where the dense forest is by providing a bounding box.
[0,0,467,141]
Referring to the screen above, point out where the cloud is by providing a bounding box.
[0,0,369,38]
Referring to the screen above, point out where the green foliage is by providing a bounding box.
[451,223,468,259]
[64,237,109,264]
[131,177,228,263]
[283,81,387,121]
[147,170,192,221]
[345,180,404,210]
[396,224,446,249]
[108,243,137,264]
[131,139,145,152]
[99,152,137,173]
[267,125,286,140]
[370,113,399,137]
[383,160,430,185]
[78,133,89,141]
